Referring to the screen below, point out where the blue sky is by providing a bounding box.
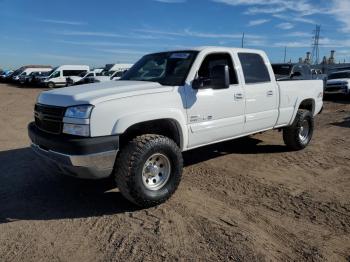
[0,0,349,69]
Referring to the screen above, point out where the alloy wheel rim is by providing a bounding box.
[299,119,310,142]
[142,153,171,191]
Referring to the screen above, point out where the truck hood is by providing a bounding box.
[94,76,112,82]
[37,80,173,107]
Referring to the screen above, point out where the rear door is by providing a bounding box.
[237,53,278,132]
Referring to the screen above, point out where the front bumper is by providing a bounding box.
[28,122,119,179]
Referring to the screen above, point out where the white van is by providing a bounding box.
[94,64,132,82]
[43,65,90,88]
[15,67,52,84]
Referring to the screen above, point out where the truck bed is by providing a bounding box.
[275,79,323,127]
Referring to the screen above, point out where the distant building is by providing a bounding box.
[304,52,311,64]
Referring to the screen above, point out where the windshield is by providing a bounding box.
[47,67,58,77]
[121,51,198,86]
[99,70,115,76]
[272,64,293,76]
[79,71,87,77]
[328,72,350,80]
[49,70,60,79]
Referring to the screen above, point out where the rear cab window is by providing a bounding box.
[238,53,271,84]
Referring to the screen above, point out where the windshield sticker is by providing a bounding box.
[170,53,191,59]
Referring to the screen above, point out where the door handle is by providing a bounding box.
[267,90,274,96]
[234,93,244,100]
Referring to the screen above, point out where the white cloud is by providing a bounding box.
[94,48,147,55]
[136,28,263,39]
[248,19,269,26]
[245,6,286,15]
[213,0,319,16]
[37,19,86,26]
[276,22,294,30]
[56,31,124,37]
[272,14,316,25]
[285,31,313,37]
[212,0,326,28]
[273,38,350,49]
[134,29,186,37]
[51,30,174,40]
[329,0,350,33]
[153,0,186,3]
[274,41,310,48]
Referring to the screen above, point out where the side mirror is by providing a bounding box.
[192,77,211,89]
[210,65,230,89]
[192,65,230,90]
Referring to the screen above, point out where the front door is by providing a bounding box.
[186,52,245,148]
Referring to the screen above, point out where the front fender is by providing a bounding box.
[112,109,188,150]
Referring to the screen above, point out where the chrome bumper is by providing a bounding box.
[31,143,117,179]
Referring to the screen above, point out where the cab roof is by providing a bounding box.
[151,46,266,55]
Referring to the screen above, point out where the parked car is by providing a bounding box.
[66,71,97,86]
[28,46,323,207]
[272,63,326,80]
[272,63,327,91]
[0,70,14,81]
[17,67,52,84]
[325,70,350,95]
[2,68,24,82]
[27,71,50,85]
[94,64,132,82]
[41,65,90,88]
[93,68,104,75]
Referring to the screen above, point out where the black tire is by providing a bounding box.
[283,109,314,150]
[115,134,183,207]
[47,82,55,89]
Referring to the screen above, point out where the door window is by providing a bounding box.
[198,53,238,85]
[238,53,271,84]
[63,70,87,76]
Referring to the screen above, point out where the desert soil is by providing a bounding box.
[0,83,349,262]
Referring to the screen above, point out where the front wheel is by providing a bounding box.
[47,82,55,89]
[283,109,314,150]
[115,134,183,207]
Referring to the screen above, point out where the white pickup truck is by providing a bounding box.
[28,47,323,207]
[325,70,350,95]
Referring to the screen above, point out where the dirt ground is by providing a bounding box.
[0,83,349,262]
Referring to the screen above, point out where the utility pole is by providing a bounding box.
[283,46,287,63]
[311,25,321,65]
[241,32,245,48]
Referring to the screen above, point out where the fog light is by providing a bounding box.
[63,123,90,137]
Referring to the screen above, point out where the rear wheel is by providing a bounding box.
[283,109,314,150]
[115,134,183,207]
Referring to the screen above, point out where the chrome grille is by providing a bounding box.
[34,104,65,134]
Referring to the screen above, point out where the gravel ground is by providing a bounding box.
[0,83,349,261]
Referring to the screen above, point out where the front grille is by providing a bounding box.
[34,104,66,134]
[326,86,346,92]
[326,82,347,88]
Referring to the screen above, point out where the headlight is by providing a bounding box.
[63,123,90,136]
[65,105,93,119]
